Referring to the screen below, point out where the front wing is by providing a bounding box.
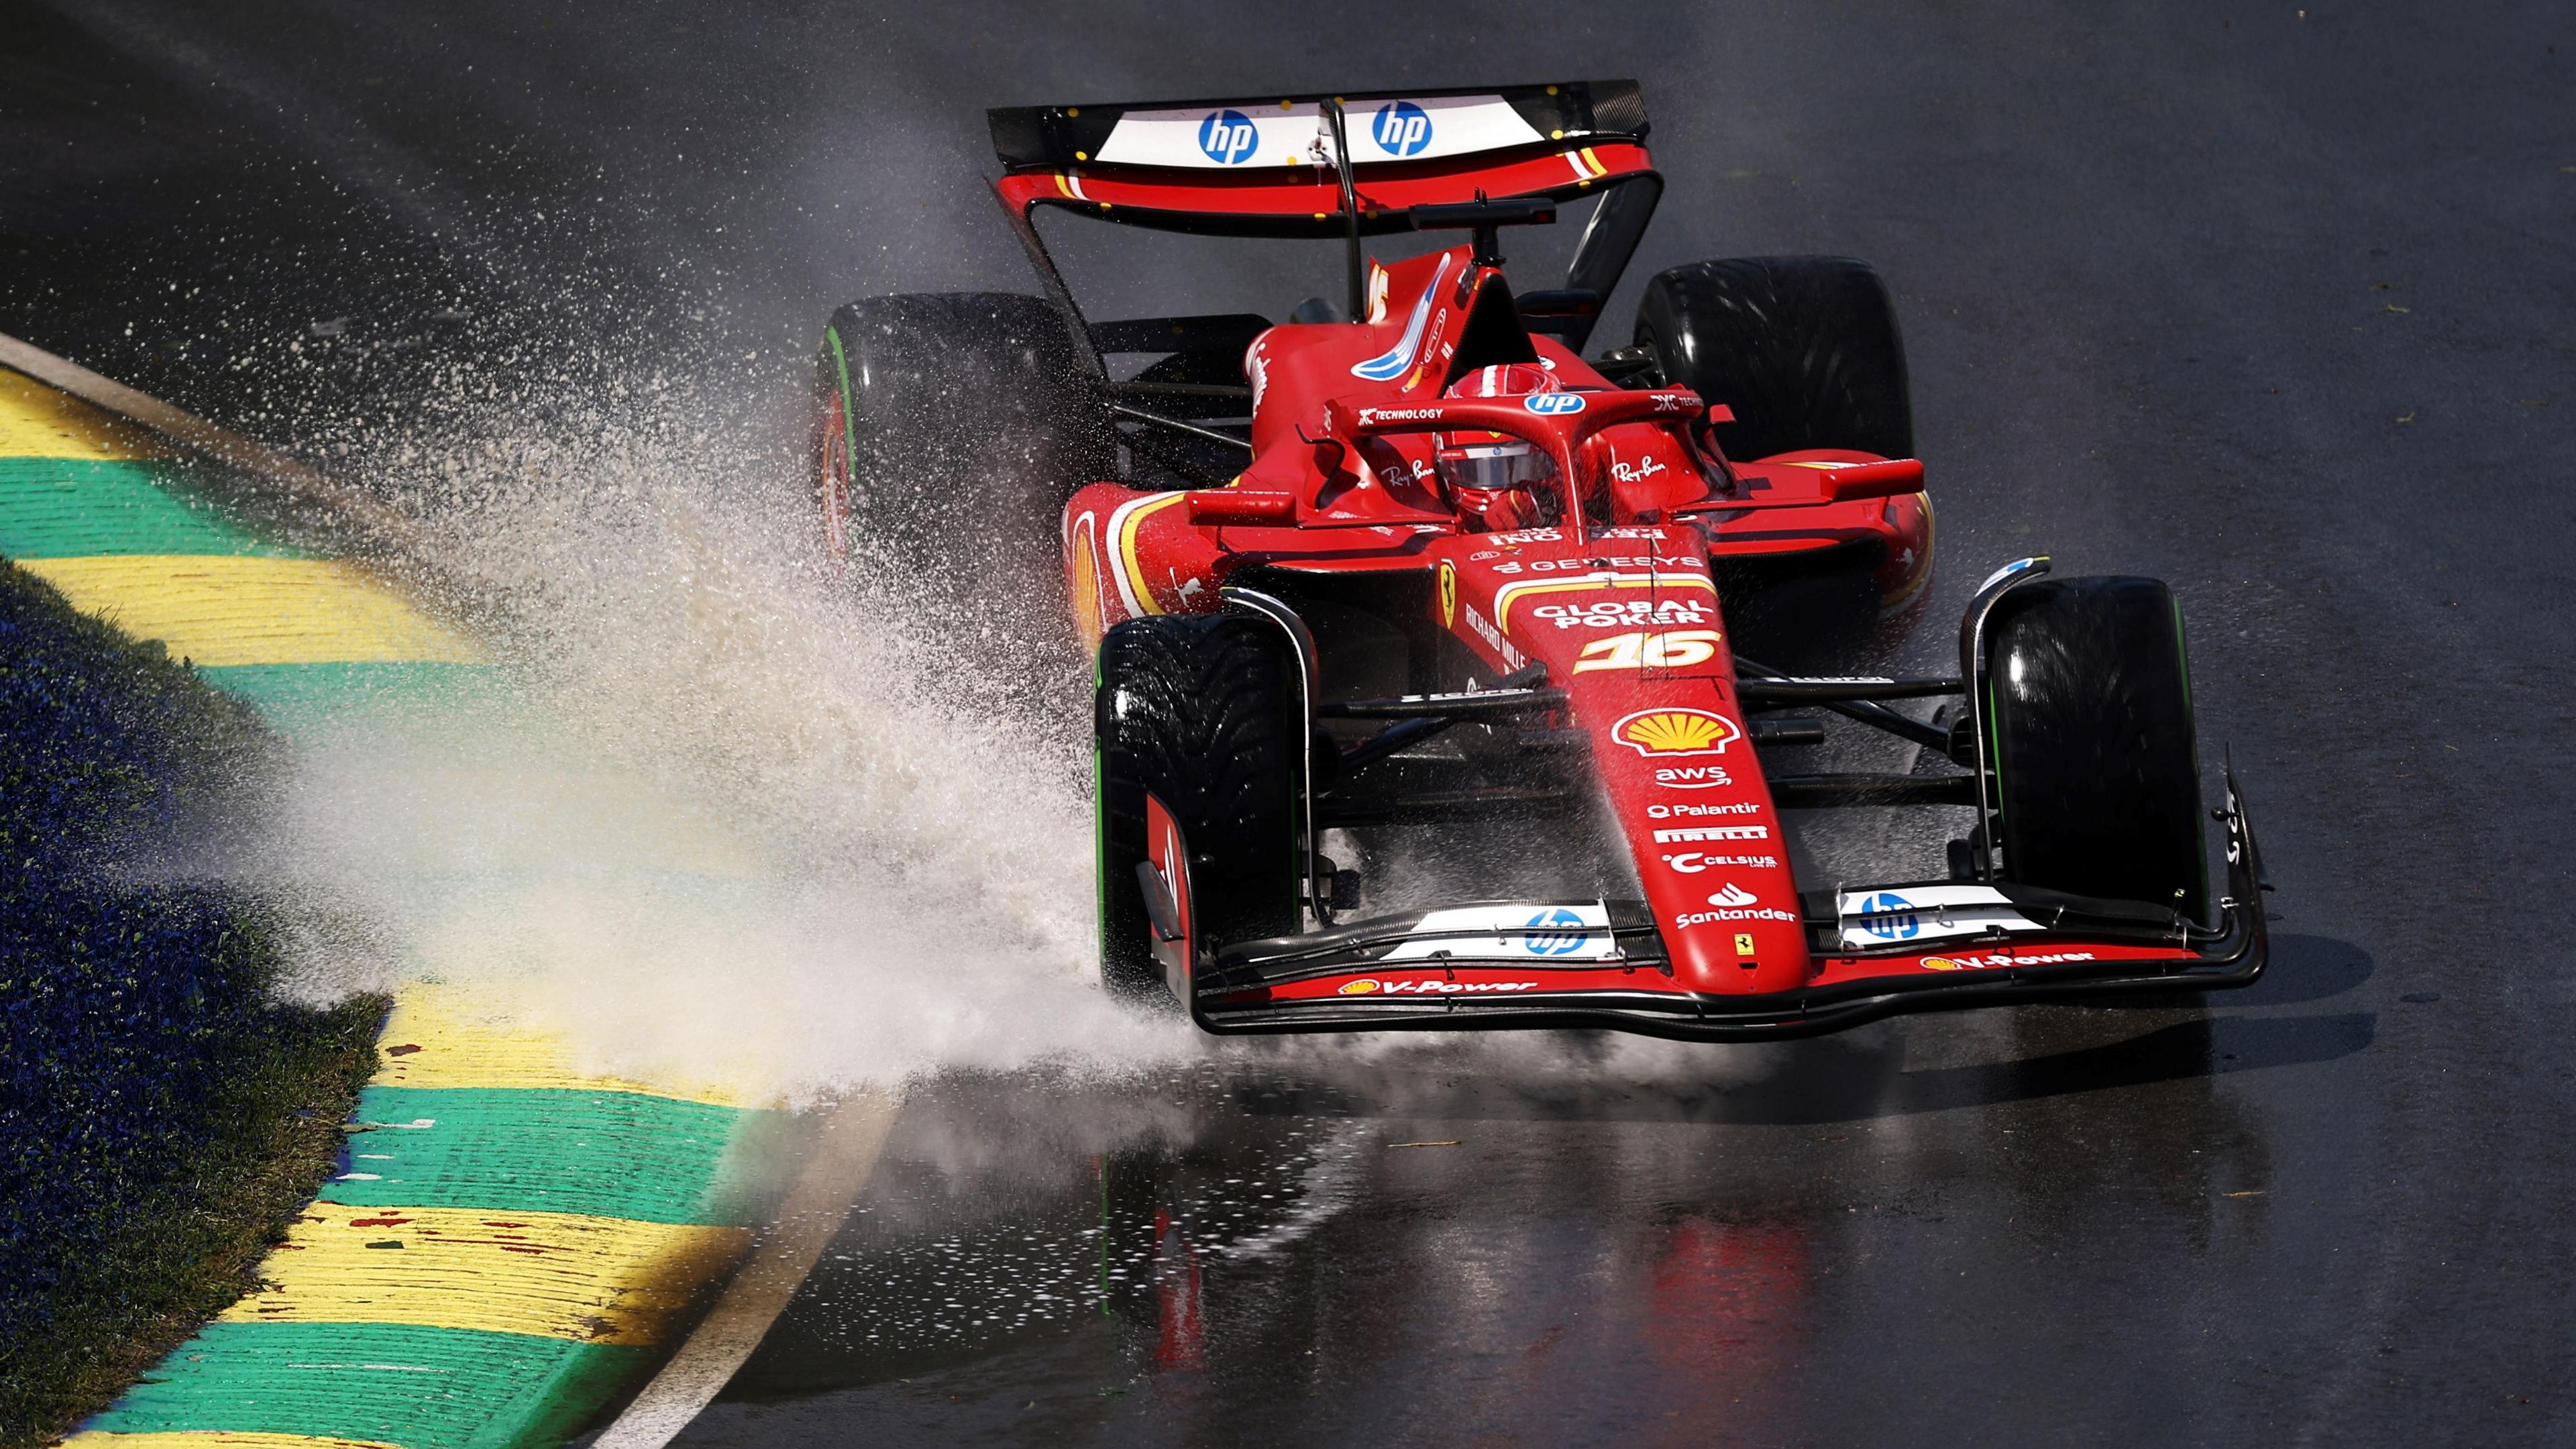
[1193,772,2268,1042]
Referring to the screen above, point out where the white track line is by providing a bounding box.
[589,1089,901,1449]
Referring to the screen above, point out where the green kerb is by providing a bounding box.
[0,458,304,559]
[198,661,495,727]
[84,1320,643,1449]
[325,1085,752,1226]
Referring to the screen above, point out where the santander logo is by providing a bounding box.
[1707,882,1757,907]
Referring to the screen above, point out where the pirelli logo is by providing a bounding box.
[1653,826,1769,843]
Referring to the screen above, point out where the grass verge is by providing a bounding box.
[0,557,385,1448]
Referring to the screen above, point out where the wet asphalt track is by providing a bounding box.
[8,3,2576,1442]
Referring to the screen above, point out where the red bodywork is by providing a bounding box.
[1061,246,1931,998]
[985,82,2263,1036]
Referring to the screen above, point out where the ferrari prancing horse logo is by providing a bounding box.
[1438,560,1458,628]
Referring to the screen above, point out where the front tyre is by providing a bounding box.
[1986,576,2208,922]
[1095,615,1304,1003]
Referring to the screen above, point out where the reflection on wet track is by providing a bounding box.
[688,980,2365,1444]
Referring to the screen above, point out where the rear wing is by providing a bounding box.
[987,81,1664,351]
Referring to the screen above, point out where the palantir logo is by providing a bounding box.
[1198,109,1259,165]
[1523,392,1586,415]
[1521,908,1588,957]
[1371,100,1432,157]
[1857,892,1919,940]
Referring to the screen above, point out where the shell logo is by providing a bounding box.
[1437,561,1458,629]
[1340,979,1382,995]
[1612,708,1739,757]
[1922,957,1965,971]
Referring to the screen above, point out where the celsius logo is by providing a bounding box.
[1855,892,1919,940]
[1522,908,1589,956]
[1371,100,1433,156]
[1523,392,1587,415]
[1198,109,1259,165]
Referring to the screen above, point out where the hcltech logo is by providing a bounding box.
[1856,892,1919,940]
[1198,109,1260,165]
[1521,908,1589,956]
[1371,100,1433,156]
[1523,392,1587,415]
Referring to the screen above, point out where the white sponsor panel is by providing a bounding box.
[1095,95,1544,170]
[1380,903,1617,962]
[1835,885,2045,951]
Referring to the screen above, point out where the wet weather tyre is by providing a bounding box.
[1096,615,1304,1003]
[1986,576,2208,922]
[813,292,1112,602]
[1633,256,1914,462]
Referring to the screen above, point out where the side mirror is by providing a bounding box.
[1187,490,1296,526]
[1819,458,1925,502]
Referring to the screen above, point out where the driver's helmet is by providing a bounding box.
[1437,364,1560,525]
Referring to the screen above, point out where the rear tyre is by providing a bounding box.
[1986,576,2208,922]
[1096,615,1305,1002]
[1633,256,1914,462]
[813,292,1112,626]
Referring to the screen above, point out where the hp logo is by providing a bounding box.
[1197,109,1259,165]
[1371,100,1433,157]
[1856,892,1919,941]
[1522,908,1589,957]
[1523,392,1587,415]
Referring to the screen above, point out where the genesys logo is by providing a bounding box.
[1339,977,1538,996]
[1369,99,1433,156]
[1921,950,2098,972]
[1660,852,1779,874]
[1648,800,1760,819]
[1652,764,1734,790]
[1197,109,1260,165]
[1523,392,1587,415]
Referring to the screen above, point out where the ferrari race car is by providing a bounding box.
[813,80,2267,1040]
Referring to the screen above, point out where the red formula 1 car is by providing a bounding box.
[814,80,2266,1039]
